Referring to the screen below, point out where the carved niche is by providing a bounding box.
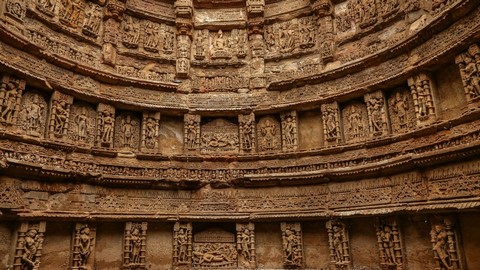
[19,91,48,138]
[34,0,56,17]
[376,218,404,270]
[407,73,437,126]
[12,221,46,270]
[115,112,140,151]
[342,102,368,143]
[173,222,193,268]
[68,102,96,146]
[208,29,247,60]
[321,102,341,144]
[3,0,26,21]
[201,119,239,153]
[455,43,480,104]
[364,91,389,137]
[387,87,416,133]
[280,222,303,269]
[184,114,201,151]
[141,112,161,152]
[326,220,351,269]
[192,228,238,269]
[0,75,25,127]
[239,113,256,153]
[430,217,464,270]
[122,15,141,49]
[236,223,256,269]
[140,20,176,55]
[71,223,96,270]
[257,116,281,152]
[47,91,74,140]
[59,0,86,28]
[82,2,103,38]
[95,103,115,148]
[123,222,148,270]
[194,29,208,60]
[281,111,298,151]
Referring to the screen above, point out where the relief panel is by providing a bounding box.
[407,73,437,126]
[184,114,201,151]
[123,222,148,270]
[141,112,161,152]
[95,103,115,148]
[47,91,74,140]
[236,223,256,269]
[342,102,368,143]
[12,221,46,270]
[173,222,192,268]
[365,91,389,137]
[376,217,404,270]
[326,220,351,270]
[321,102,341,145]
[256,115,281,152]
[68,102,96,147]
[281,111,298,151]
[201,118,239,153]
[281,222,303,268]
[387,87,416,134]
[115,112,141,151]
[0,75,26,128]
[19,91,48,138]
[70,223,96,270]
[430,217,464,270]
[239,113,256,153]
[192,228,237,269]
[455,43,480,104]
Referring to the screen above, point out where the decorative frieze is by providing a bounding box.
[123,222,148,270]
[281,222,303,268]
[12,221,46,270]
[47,91,73,140]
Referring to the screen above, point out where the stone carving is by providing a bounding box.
[321,102,341,144]
[71,223,96,270]
[194,76,249,93]
[95,103,115,148]
[201,118,239,152]
[388,88,416,133]
[59,0,85,28]
[47,91,73,140]
[365,91,389,137]
[192,228,237,268]
[13,221,46,270]
[281,111,298,151]
[176,35,191,77]
[257,116,281,152]
[236,223,255,269]
[19,92,47,137]
[0,75,25,126]
[141,112,160,152]
[35,0,56,16]
[456,43,480,104]
[326,220,351,269]
[184,114,201,151]
[348,0,378,29]
[115,112,140,151]
[430,217,463,270]
[144,21,161,53]
[342,102,368,143]
[123,222,148,269]
[4,0,26,21]
[239,113,256,153]
[122,15,141,49]
[82,3,102,38]
[407,74,437,125]
[194,29,208,60]
[68,102,96,146]
[376,218,404,270]
[281,222,303,268]
[173,222,192,267]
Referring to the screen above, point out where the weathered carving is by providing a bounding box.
[407,73,437,125]
[430,217,463,270]
[82,3,102,38]
[115,112,140,151]
[365,91,389,137]
[123,222,148,269]
[48,91,73,140]
[281,111,298,151]
[176,35,191,77]
[4,0,26,21]
[0,75,25,127]
[239,113,256,153]
[257,116,281,152]
[376,218,404,270]
[173,222,192,267]
[104,0,125,21]
[69,102,96,146]
[342,102,368,143]
[348,0,378,29]
[13,221,46,270]
[321,102,341,144]
[141,112,160,152]
[236,223,255,269]
[456,43,480,104]
[194,76,249,93]
[201,118,239,152]
[281,222,303,269]
[95,103,115,148]
[184,114,201,151]
[19,92,47,137]
[192,228,237,268]
[59,0,85,28]
[122,15,141,49]
[71,223,96,270]
[326,220,351,269]
[388,88,416,133]
[35,0,56,16]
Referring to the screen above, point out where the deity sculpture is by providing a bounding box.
[78,226,92,267]
[261,119,276,150]
[121,115,134,148]
[53,100,69,135]
[75,108,88,141]
[144,117,157,149]
[325,106,338,139]
[100,110,114,146]
[327,220,350,268]
[128,226,142,264]
[281,223,303,268]
[0,80,19,123]
[392,92,408,129]
[430,219,461,270]
[21,229,43,270]
[177,228,188,263]
[25,94,45,136]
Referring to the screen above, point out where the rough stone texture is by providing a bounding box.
[42,221,71,269]
[256,223,283,269]
[0,222,13,270]
[96,223,124,270]
[147,222,173,269]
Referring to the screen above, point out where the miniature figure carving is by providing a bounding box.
[36,0,56,14]
[144,21,160,52]
[408,74,436,124]
[75,108,88,141]
[78,226,92,267]
[101,111,114,145]
[121,115,134,148]
[144,117,157,149]
[24,93,45,137]
[281,223,303,268]
[184,115,200,150]
[239,113,255,152]
[52,100,69,136]
[365,91,388,136]
[430,218,462,270]
[21,229,43,270]
[324,106,338,140]
[376,219,404,270]
[332,225,345,263]
[124,222,147,269]
[327,221,351,268]
[178,228,188,263]
[83,4,102,38]
[259,118,278,151]
[173,223,192,266]
[123,16,140,48]
[129,226,142,264]
[284,115,295,146]
[392,92,408,129]
[456,44,480,102]
[60,0,82,27]
[0,79,20,124]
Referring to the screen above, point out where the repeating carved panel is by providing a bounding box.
[326,220,351,270]
[192,228,237,269]
[184,114,201,151]
[455,43,480,104]
[68,102,96,146]
[256,116,281,152]
[47,91,73,140]
[365,91,389,137]
[95,103,115,148]
[407,73,437,126]
[321,102,341,145]
[430,217,464,270]
[19,91,48,138]
[71,223,96,270]
[201,118,239,153]
[281,111,298,151]
[387,88,416,134]
[12,221,46,270]
[376,217,404,270]
[239,113,256,153]
[123,222,148,269]
[173,222,193,268]
[342,102,368,143]
[280,222,303,268]
[236,223,256,269]
[0,75,25,127]
[115,112,141,151]
[141,112,161,152]
[3,0,26,21]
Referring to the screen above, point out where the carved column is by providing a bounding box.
[239,112,256,153]
[12,221,46,270]
[311,0,335,62]
[407,73,437,126]
[174,0,193,78]
[95,103,115,148]
[247,0,266,89]
[71,223,96,270]
[326,220,351,270]
[321,102,341,145]
[281,111,298,151]
[102,0,126,66]
[376,217,404,270]
[430,217,463,270]
[0,75,25,128]
[123,222,148,270]
[184,113,201,152]
[47,91,73,141]
[280,222,303,269]
[236,222,256,269]
[173,222,193,268]
[365,91,389,137]
[455,43,480,105]
[141,111,161,153]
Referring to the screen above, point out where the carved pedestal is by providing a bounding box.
[281,222,303,269]
[71,223,96,270]
[12,221,46,270]
[123,222,148,270]
[326,220,351,270]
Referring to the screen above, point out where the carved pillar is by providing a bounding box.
[12,221,46,270]
[173,222,193,268]
[123,222,148,270]
[376,217,404,270]
[71,223,96,270]
[326,220,351,270]
[311,0,335,62]
[184,113,201,151]
[247,0,266,89]
[430,217,463,270]
[407,73,437,126]
[321,102,341,145]
[95,103,115,148]
[455,43,480,105]
[141,111,161,153]
[236,223,256,269]
[281,111,298,151]
[239,112,256,153]
[174,0,193,78]
[280,222,303,269]
[365,91,389,137]
[47,91,73,140]
[102,0,126,66]
[0,75,25,127]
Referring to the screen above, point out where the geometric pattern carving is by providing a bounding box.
[123,222,148,270]
[326,220,351,270]
[280,222,303,269]
[12,221,46,270]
